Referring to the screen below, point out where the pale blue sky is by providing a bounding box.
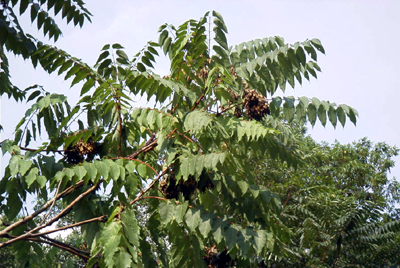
[2,0,400,179]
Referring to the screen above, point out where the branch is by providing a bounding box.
[0,180,85,238]
[126,134,157,159]
[40,179,63,225]
[282,188,293,209]
[130,165,171,205]
[0,180,101,248]
[42,236,90,260]
[19,146,64,153]
[190,86,208,111]
[31,215,107,237]
[2,233,90,261]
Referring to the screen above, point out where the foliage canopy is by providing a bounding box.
[2,6,398,268]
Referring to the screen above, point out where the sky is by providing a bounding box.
[1,0,400,180]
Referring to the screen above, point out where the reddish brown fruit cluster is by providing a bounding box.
[64,138,100,164]
[160,167,213,200]
[203,245,233,268]
[242,87,270,121]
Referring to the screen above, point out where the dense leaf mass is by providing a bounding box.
[1,8,399,268]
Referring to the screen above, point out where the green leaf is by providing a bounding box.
[311,38,325,54]
[199,214,213,238]
[224,226,238,249]
[253,230,267,254]
[163,36,172,55]
[318,105,327,127]
[112,43,124,49]
[20,0,30,15]
[9,156,31,176]
[307,103,317,127]
[121,208,140,248]
[185,208,201,232]
[96,51,110,65]
[184,110,212,133]
[116,49,129,61]
[26,168,39,188]
[95,160,110,182]
[328,105,337,128]
[136,62,146,72]
[237,181,249,196]
[72,165,87,181]
[84,162,98,181]
[214,27,228,50]
[159,201,175,225]
[337,106,346,127]
[36,176,47,188]
[101,221,122,268]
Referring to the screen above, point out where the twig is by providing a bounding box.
[135,196,169,202]
[0,180,100,248]
[40,179,63,225]
[125,134,157,159]
[190,87,208,111]
[31,215,107,237]
[0,180,85,238]
[215,102,242,116]
[130,165,171,205]
[19,146,64,153]
[43,236,90,260]
[282,188,293,209]
[1,234,90,261]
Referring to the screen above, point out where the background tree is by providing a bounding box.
[256,125,400,267]
[0,10,366,267]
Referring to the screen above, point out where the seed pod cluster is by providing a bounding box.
[203,245,233,268]
[242,87,270,121]
[160,166,213,200]
[64,137,100,164]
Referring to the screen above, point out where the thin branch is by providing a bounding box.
[0,180,100,248]
[2,233,90,261]
[130,165,171,205]
[19,146,64,153]
[0,180,85,238]
[135,196,169,202]
[215,102,242,116]
[282,188,293,209]
[42,236,90,260]
[40,179,63,225]
[125,134,157,159]
[122,158,158,175]
[31,215,107,237]
[190,87,208,111]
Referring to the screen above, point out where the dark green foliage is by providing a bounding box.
[2,10,396,268]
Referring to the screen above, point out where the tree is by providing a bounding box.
[0,11,362,267]
[255,126,400,267]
